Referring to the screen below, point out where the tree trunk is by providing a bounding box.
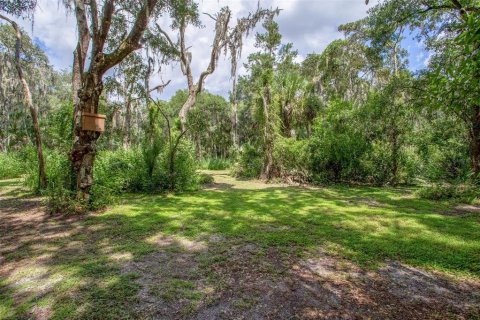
[70,74,103,200]
[24,77,47,189]
[179,90,197,130]
[0,15,47,189]
[123,97,132,149]
[260,88,276,180]
[281,103,293,138]
[470,106,480,176]
[231,102,238,150]
[391,127,399,185]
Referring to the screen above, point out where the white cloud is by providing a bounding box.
[12,0,377,99]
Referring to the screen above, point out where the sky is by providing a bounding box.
[15,0,426,100]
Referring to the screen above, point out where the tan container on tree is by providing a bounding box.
[82,112,106,132]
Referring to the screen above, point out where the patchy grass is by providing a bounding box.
[1,172,479,319]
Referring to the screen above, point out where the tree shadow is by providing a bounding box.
[1,180,479,319]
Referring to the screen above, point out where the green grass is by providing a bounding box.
[1,172,479,319]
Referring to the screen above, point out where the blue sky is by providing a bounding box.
[16,0,427,99]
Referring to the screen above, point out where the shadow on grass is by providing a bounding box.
[0,180,479,319]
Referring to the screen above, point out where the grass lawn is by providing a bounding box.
[1,171,479,319]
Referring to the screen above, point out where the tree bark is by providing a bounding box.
[70,73,103,199]
[123,96,132,148]
[231,102,238,150]
[69,0,159,200]
[0,14,47,189]
[179,89,197,131]
[260,87,276,180]
[470,106,480,176]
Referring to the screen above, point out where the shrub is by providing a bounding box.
[232,143,263,179]
[25,140,198,213]
[90,148,146,209]
[198,157,232,170]
[157,140,199,192]
[309,101,369,183]
[0,152,28,179]
[23,147,68,193]
[422,146,470,182]
[273,137,311,182]
[198,172,214,185]
[417,183,480,203]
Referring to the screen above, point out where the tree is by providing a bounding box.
[245,19,282,180]
[155,0,279,129]
[0,15,47,188]
[69,0,164,200]
[348,0,480,176]
[186,91,231,158]
[275,43,306,138]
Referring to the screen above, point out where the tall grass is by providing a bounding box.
[198,157,233,170]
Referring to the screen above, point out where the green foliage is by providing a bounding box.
[186,92,232,159]
[232,143,263,179]
[273,137,310,182]
[310,101,369,183]
[23,146,61,192]
[43,101,74,151]
[22,148,78,213]
[423,146,470,182]
[198,158,232,170]
[158,139,198,192]
[0,152,27,179]
[142,104,165,180]
[197,172,214,185]
[28,144,198,212]
[417,183,480,204]
[90,149,147,209]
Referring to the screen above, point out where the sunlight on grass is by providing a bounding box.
[1,175,479,319]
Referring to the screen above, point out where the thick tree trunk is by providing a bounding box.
[70,75,103,200]
[470,106,480,176]
[179,91,197,130]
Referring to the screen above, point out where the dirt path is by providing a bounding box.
[1,177,479,319]
[123,239,480,319]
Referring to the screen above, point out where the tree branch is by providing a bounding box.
[101,0,159,74]
[179,18,194,88]
[197,9,231,93]
[155,22,178,52]
[97,0,115,53]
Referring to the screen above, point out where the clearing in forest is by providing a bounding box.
[0,171,479,319]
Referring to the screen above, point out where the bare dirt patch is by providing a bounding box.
[124,242,480,320]
[2,179,480,319]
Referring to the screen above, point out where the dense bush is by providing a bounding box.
[274,137,311,182]
[310,101,369,183]
[89,149,146,209]
[157,140,199,192]
[198,172,214,185]
[22,141,198,212]
[417,183,480,204]
[422,146,470,182]
[23,146,67,192]
[232,143,263,178]
[0,151,28,179]
[198,157,232,170]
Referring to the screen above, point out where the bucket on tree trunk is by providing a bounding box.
[82,112,106,132]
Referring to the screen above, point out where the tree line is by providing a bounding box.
[0,0,479,210]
